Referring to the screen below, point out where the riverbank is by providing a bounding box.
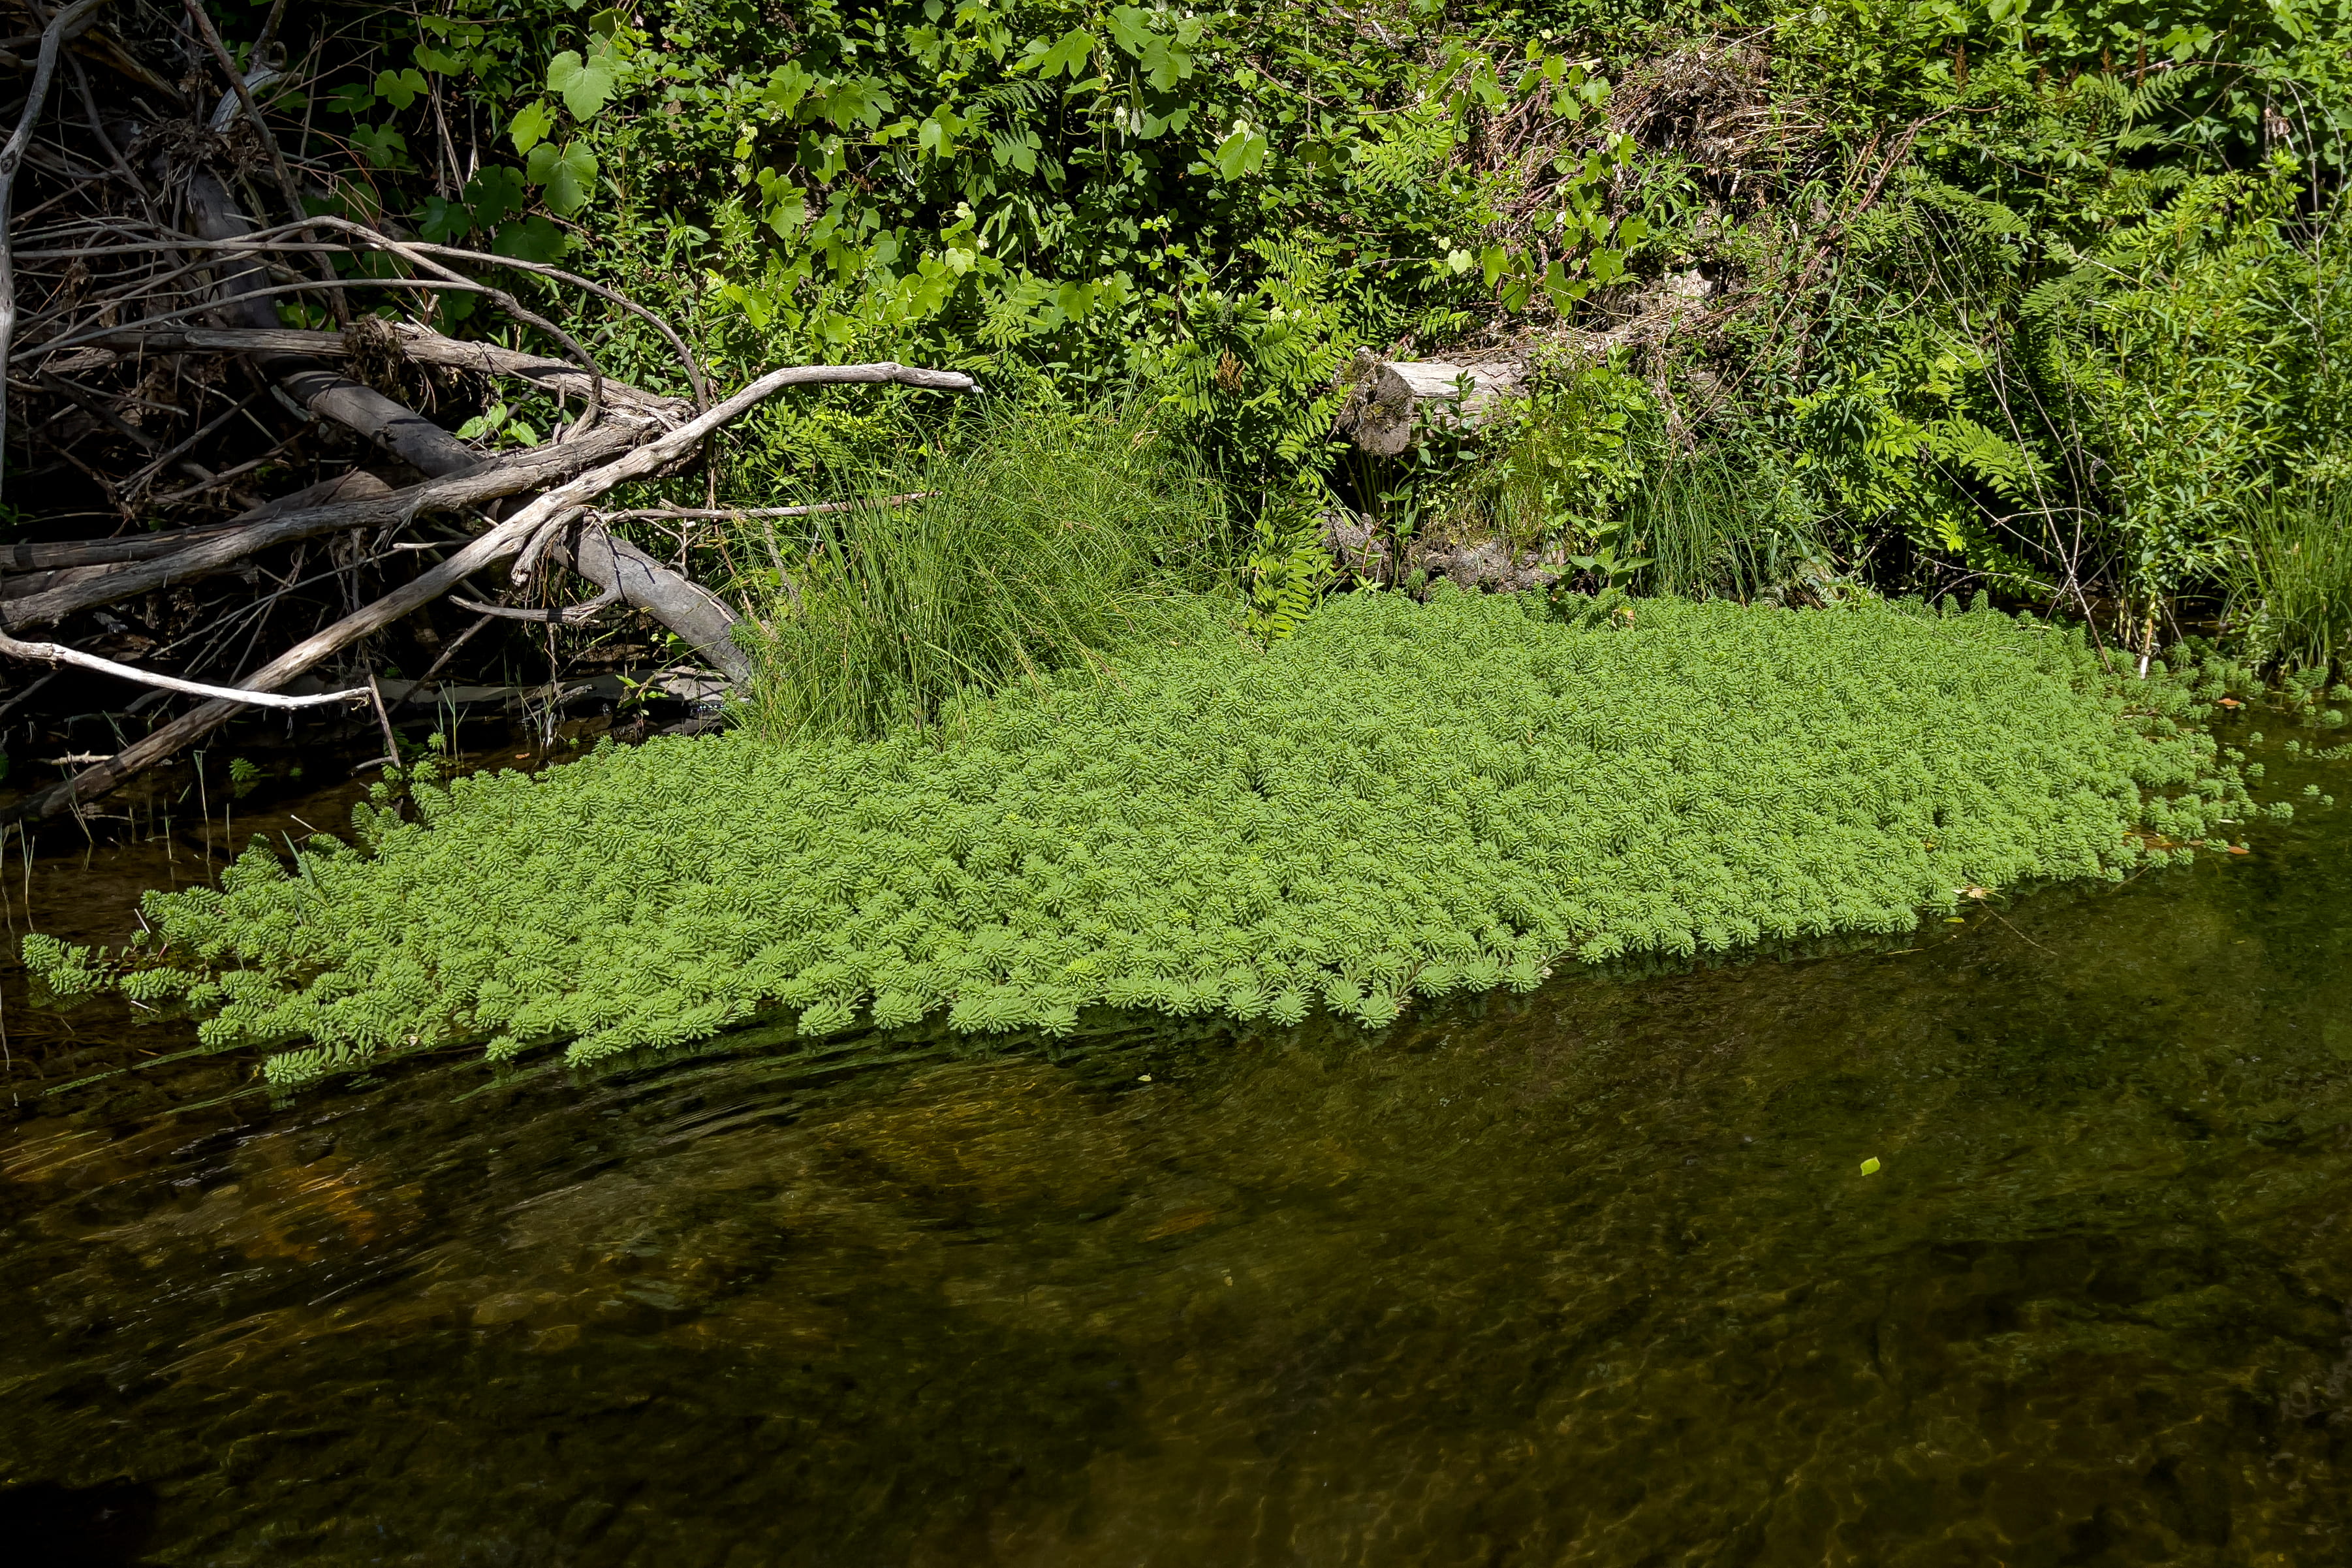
[28,590,2273,1086]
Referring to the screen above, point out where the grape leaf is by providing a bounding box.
[525,141,597,216]
[547,48,617,120]
[509,100,555,155]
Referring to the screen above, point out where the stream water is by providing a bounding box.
[3,730,2350,1566]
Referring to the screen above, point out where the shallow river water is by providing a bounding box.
[3,731,2351,1566]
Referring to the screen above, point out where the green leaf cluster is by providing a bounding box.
[34,591,2266,1086]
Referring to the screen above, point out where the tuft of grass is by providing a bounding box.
[2231,482,2352,676]
[29,590,2268,1087]
[1631,448,1829,602]
[735,398,1228,741]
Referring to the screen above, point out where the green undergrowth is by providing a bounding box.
[736,401,1229,742]
[28,591,2273,1088]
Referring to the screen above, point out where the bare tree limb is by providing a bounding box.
[0,424,644,629]
[0,0,108,494]
[66,323,687,420]
[450,584,621,625]
[0,627,369,708]
[166,167,484,476]
[544,522,752,683]
[598,491,933,522]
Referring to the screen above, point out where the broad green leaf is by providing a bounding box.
[492,215,570,264]
[527,140,598,216]
[1107,7,1152,58]
[1034,27,1095,79]
[509,100,556,155]
[373,68,428,111]
[755,166,807,237]
[463,164,527,229]
[1859,1157,1881,1175]
[547,48,617,120]
[760,61,813,116]
[418,195,470,244]
[1139,36,1191,90]
[1212,125,1266,180]
[350,124,408,168]
[455,404,507,440]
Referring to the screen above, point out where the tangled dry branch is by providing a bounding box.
[0,0,973,821]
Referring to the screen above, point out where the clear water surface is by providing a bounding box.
[2,727,2349,1566]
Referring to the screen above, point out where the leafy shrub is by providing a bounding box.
[35,591,2263,1085]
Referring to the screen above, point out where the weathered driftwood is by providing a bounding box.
[1334,355,1529,456]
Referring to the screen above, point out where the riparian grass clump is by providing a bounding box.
[736,400,1227,742]
[28,589,2267,1086]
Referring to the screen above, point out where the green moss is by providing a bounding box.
[32,592,2261,1084]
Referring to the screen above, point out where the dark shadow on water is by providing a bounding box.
[1,716,2349,1565]
[0,1482,159,1567]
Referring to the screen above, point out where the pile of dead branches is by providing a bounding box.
[0,0,971,823]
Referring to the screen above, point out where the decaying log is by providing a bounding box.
[543,521,755,685]
[1334,354,1529,456]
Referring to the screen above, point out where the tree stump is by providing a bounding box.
[1334,354,1528,456]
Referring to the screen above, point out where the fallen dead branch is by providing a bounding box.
[599,491,935,522]
[0,628,369,709]
[0,9,977,824]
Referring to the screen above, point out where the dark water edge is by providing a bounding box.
[3,729,2351,1566]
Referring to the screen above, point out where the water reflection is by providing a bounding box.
[2,736,2349,1564]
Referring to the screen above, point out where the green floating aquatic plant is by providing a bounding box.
[25,591,2265,1087]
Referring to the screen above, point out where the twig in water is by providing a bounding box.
[366,672,400,761]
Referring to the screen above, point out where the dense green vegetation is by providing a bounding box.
[735,401,1227,739]
[23,1,2349,1077]
[29,591,2280,1082]
[251,0,2351,662]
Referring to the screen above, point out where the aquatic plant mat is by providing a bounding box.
[32,591,2270,1084]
